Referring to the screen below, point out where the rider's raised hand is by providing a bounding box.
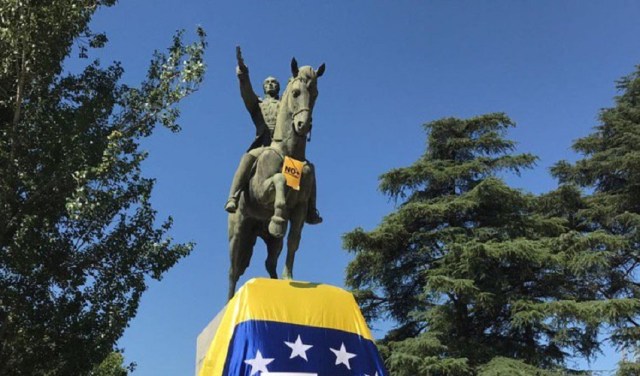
[236,46,248,75]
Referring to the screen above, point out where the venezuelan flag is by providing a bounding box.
[199,278,388,376]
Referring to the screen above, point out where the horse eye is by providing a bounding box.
[292,89,301,98]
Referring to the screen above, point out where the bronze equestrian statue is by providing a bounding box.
[225,47,322,225]
[227,51,325,300]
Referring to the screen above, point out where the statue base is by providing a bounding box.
[195,278,387,376]
[195,307,226,376]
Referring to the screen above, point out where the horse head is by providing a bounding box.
[273,58,325,152]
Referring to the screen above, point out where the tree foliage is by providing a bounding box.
[343,114,604,374]
[90,352,134,376]
[345,66,640,374]
[617,360,640,376]
[0,1,206,374]
[552,65,640,366]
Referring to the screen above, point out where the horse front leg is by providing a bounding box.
[264,236,284,279]
[267,172,288,238]
[282,164,316,279]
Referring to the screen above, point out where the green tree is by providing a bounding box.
[617,360,640,376]
[344,114,595,375]
[90,352,134,376]
[0,1,206,374]
[552,65,640,373]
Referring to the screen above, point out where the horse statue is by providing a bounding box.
[227,58,325,300]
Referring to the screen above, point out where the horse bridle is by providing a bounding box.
[291,107,312,138]
[289,76,315,138]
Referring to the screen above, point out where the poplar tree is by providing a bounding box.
[0,1,206,374]
[344,114,593,374]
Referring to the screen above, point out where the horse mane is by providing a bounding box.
[272,80,293,143]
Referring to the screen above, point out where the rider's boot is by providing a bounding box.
[305,183,323,225]
[306,207,323,225]
[225,153,256,213]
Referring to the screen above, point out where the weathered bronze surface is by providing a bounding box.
[226,48,325,300]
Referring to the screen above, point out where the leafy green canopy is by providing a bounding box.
[90,352,134,376]
[344,114,597,374]
[0,1,206,374]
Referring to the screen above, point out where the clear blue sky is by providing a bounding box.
[79,1,640,374]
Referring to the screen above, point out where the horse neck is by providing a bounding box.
[275,112,307,160]
[273,91,307,161]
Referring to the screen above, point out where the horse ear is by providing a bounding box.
[316,63,326,77]
[291,58,299,77]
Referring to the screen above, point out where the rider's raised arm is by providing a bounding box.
[236,46,261,120]
[237,66,260,119]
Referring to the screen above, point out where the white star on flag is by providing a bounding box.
[329,342,357,370]
[244,350,274,375]
[284,335,313,361]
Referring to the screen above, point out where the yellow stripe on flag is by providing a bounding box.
[199,278,374,376]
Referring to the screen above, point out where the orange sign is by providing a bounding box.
[282,156,304,190]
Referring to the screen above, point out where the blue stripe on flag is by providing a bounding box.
[222,320,387,376]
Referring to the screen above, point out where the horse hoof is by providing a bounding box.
[268,216,287,238]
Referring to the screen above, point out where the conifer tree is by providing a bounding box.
[552,65,640,375]
[344,114,593,374]
[0,1,206,374]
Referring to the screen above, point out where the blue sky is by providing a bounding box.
[80,1,640,374]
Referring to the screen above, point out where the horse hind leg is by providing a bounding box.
[264,236,284,279]
[228,218,257,300]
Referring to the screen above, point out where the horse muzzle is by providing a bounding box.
[292,108,311,136]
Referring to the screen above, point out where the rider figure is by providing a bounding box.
[225,49,322,225]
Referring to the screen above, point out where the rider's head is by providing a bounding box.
[263,76,280,98]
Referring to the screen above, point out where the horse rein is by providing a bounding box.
[292,108,311,118]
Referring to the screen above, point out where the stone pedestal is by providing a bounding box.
[195,307,226,376]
